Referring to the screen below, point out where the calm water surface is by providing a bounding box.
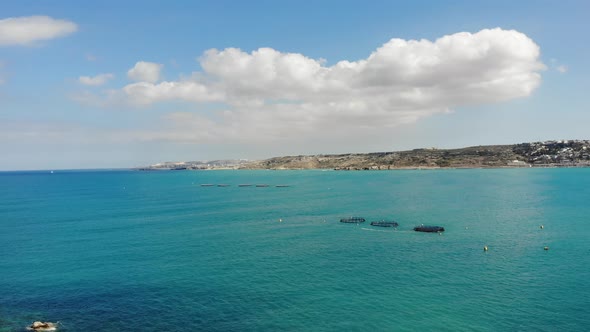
[1,169,589,331]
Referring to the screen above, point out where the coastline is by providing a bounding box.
[134,164,590,171]
[138,140,590,172]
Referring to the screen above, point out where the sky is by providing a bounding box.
[0,0,589,170]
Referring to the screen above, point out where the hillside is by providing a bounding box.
[241,140,590,170]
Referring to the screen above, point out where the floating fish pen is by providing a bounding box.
[276,185,290,187]
[370,221,399,227]
[217,184,230,187]
[256,184,269,187]
[200,184,214,187]
[414,225,445,232]
[340,217,366,223]
[238,184,253,187]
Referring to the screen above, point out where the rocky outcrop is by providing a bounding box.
[27,321,56,331]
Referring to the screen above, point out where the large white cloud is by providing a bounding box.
[196,29,543,108]
[127,61,163,83]
[86,28,545,144]
[0,16,77,46]
[79,73,114,86]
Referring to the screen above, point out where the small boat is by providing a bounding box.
[340,217,366,223]
[200,184,214,187]
[414,225,445,232]
[370,220,399,227]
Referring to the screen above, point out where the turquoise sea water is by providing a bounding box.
[1,169,589,331]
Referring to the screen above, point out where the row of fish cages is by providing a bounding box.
[339,217,444,232]
[200,184,290,187]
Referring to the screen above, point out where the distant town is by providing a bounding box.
[137,159,251,171]
[137,140,590,171]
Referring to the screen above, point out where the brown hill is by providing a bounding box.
[242,140,590,170]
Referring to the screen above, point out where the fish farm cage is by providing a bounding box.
[340,217,366,223]
[370,221,399,227]
[414,225,445,232]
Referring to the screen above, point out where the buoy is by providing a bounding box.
[279,218,282,222]
[544,246,549,250]
[540,225,544,229]
[483,246,488,251]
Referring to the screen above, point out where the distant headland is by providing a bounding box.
[137,140,590,171]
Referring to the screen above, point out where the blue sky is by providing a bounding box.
[0,0,588,170]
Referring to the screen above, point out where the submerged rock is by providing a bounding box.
[28,321,57,331]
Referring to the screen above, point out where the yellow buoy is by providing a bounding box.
[483,246,488,251]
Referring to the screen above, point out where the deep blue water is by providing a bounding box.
[1,169,589,331]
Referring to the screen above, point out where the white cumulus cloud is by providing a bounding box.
[0,15,77,46]
[79,73,114,86]
[85,28,545,145]
[127,61,163,83]
[123,81,224,105]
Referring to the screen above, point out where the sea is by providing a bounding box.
[1,168,589,331]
